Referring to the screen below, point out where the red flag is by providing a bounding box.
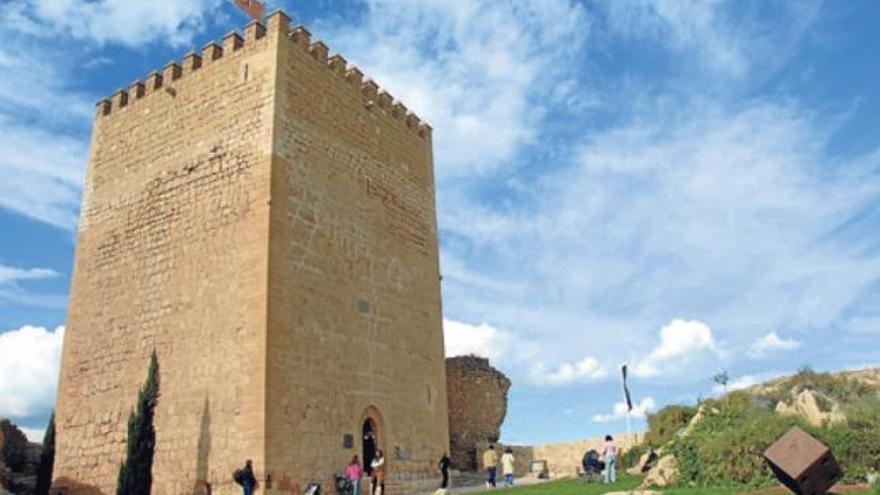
[233,0,264,21]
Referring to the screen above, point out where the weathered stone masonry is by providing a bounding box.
[55,11,447,495]
[446,356,511,470]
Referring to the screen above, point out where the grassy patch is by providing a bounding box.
[490,474,640,494]
[663,487,743,494]
[493,477,873,495]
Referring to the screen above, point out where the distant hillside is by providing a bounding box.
[745,366,880,396]
[636,366,880,490]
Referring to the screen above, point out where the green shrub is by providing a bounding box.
[116,351,160,495]
[34,413,55,495]
[658,389,880,489]
[667,392,801,488]
[646,405,698,448]
[620,443,648,469]
[806,395,880,483]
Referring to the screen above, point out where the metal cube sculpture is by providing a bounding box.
[763,427,842,495]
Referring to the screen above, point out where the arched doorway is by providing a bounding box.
[362,418,377,475]
[359,406,384,475]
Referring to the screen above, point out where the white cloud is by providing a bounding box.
[0,8,97,230]
[748,332,801,359]
[23,0,223,46]
[0,325,65,418]
[0,115,88,230]
[593,397,656,423]
[634,319,717,378]
[439,95,880,387]
[21,427,46,444]
[0,264,57,284]
[603,0,821,80]
[319,0,588,178]
[528,357,606,387]
[0,263,66,308]
[606,0,748,77]
[443,319,510,361]
[0,0,237,231]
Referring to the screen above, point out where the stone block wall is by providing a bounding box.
[55,17,279,495]
[264,18,447,494]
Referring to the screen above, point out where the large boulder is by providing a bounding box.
[775,389,846,427]
[641,455,678,489]
[446,356,511,470]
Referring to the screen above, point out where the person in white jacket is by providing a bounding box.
[370,450,386,495]
[501,448,516,487]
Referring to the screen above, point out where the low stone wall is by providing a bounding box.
[476,432,645,479]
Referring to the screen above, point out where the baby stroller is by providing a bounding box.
[333,474,351,495]
[580,449,605,483]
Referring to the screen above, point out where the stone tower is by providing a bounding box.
[53,11,448,494]
[445,357,510,470]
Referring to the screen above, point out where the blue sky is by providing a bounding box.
[1,0,879,445]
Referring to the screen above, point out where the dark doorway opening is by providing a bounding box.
[362,418,377,475]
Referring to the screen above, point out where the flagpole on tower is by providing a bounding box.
[621,363,633,437]
[232,0,265,22]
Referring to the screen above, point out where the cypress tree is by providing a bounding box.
[116,351,160,495]
[34,412,55,495]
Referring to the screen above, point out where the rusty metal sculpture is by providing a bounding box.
[763,427,842,495]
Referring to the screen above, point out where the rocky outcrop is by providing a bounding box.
[745,367,880,396]
[446,356,511,470]
[641,455,678,489]
[839,368,880,387]
[680,406,707,438]
[774,389,846,427]
[627,447,659,475]
[0,419,42,495]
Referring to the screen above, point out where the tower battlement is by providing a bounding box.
[96,10,432,139]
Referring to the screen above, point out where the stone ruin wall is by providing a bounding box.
[0,419,42,494]
[445,356,511,470]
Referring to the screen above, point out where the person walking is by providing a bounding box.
[501,447,516,487]
[438,452,451,488]
[602,435,617,484]
[371,449,386,495]
[235,459,257,495]
[346,455,362,495]
[482,445,498,489]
